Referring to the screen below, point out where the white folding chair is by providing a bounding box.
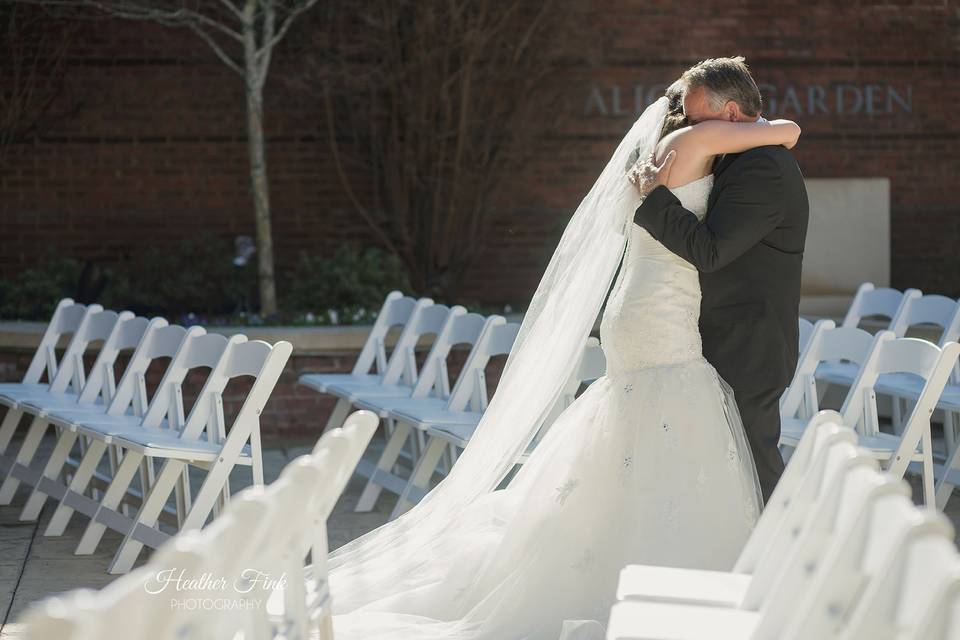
[780,496,954,639]
[58,328,238,559]
[0,298,90,408]
[842,282,921,330]
[16,570,162,640]
[386,317,522,518]
[15,313,156,521]
[779,321,875,449]
[841,519,960,640]
[873,293,960,449]
[815,284,921,389]
[0,305,122,505]
[351,312,495,513]
[298,293,426,431]
[0,300,96,463]
[297,290,415,393]
[349,305,470,414]
[263,411,379,640]
[41,322,192,538]
[99,336,293,573]
[838,332,960,507]
[912,561,960,640]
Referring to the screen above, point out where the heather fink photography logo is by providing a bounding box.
[144,568,288,610]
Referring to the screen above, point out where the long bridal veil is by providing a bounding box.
[328,97,671,621]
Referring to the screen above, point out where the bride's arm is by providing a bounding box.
[670,118,801,154]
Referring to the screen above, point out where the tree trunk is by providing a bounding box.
[245,85,277,316]
[243,0,277,317]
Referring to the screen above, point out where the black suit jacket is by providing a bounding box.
[633,145,809,392]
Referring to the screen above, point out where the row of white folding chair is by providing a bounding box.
[0,308,150,512]
[609,417,959,640]
[781,320,960,508]
[298,290,423,431]
[0,303,159,523]
[296,292,520,516]
[820,283,960,444]
[355,313,522,518]
[0,298,91,407]
[15,410,380,640]
[0,298,293,573]
[300,294,458,477]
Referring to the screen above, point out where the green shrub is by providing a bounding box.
[283,246,412,325]
[101,233,257,319]
[0,255,82,321]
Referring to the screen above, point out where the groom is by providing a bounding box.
[633,57,809,503]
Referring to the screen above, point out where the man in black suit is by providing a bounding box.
[633,57,809,502]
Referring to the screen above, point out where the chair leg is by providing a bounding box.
[890,395,903,435]
[944,410,957,457]
[174,466,192,528]
[108,459,187,574]
[0,416,48,504]
[250,428,264,486]
[45,438,108,537]
[75,451,143,555]
[355,421,412,513]
[20,430,78,521]
[391,435,446,520]
[324,398,352,432]
[0,407,24,455]
[922,428,936,507]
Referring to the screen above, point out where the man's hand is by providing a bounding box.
[627,149,676,197]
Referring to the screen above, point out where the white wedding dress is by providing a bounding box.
[329,171,763,640]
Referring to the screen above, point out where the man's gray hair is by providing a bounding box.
[680,56,762,117]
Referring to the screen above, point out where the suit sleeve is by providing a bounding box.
[633,153,784,273]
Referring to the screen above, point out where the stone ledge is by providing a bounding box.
[0,321,378,356]
[0,293,942,356]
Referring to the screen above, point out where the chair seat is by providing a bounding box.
[0,383,55,408]
[298,372,380,394]
[780,418,921,459]
[350,385,417,414]
[109,427,251,462]
[324,378,397,400]
[857,431,923,459]
[55,410,142,435]
[607,600,758,639]
[616,565,751,608]
[428,422,537,464]
[18,394,104,417]
[874,373,960,411]
[815,360,859,387]
[426,421,480,448]
[778,417,809,447]
[389,400,481,429]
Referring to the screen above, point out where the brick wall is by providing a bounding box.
[1,1,958,304]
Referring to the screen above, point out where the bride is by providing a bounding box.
[327,77,802,639]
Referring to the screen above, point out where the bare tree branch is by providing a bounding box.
[255,0,317,60]
[298,0,584,299]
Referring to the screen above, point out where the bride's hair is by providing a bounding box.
[658,80,688,141]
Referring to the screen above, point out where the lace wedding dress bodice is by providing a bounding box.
[600,175,714,377]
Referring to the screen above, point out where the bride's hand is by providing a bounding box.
[628,150,676,197]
